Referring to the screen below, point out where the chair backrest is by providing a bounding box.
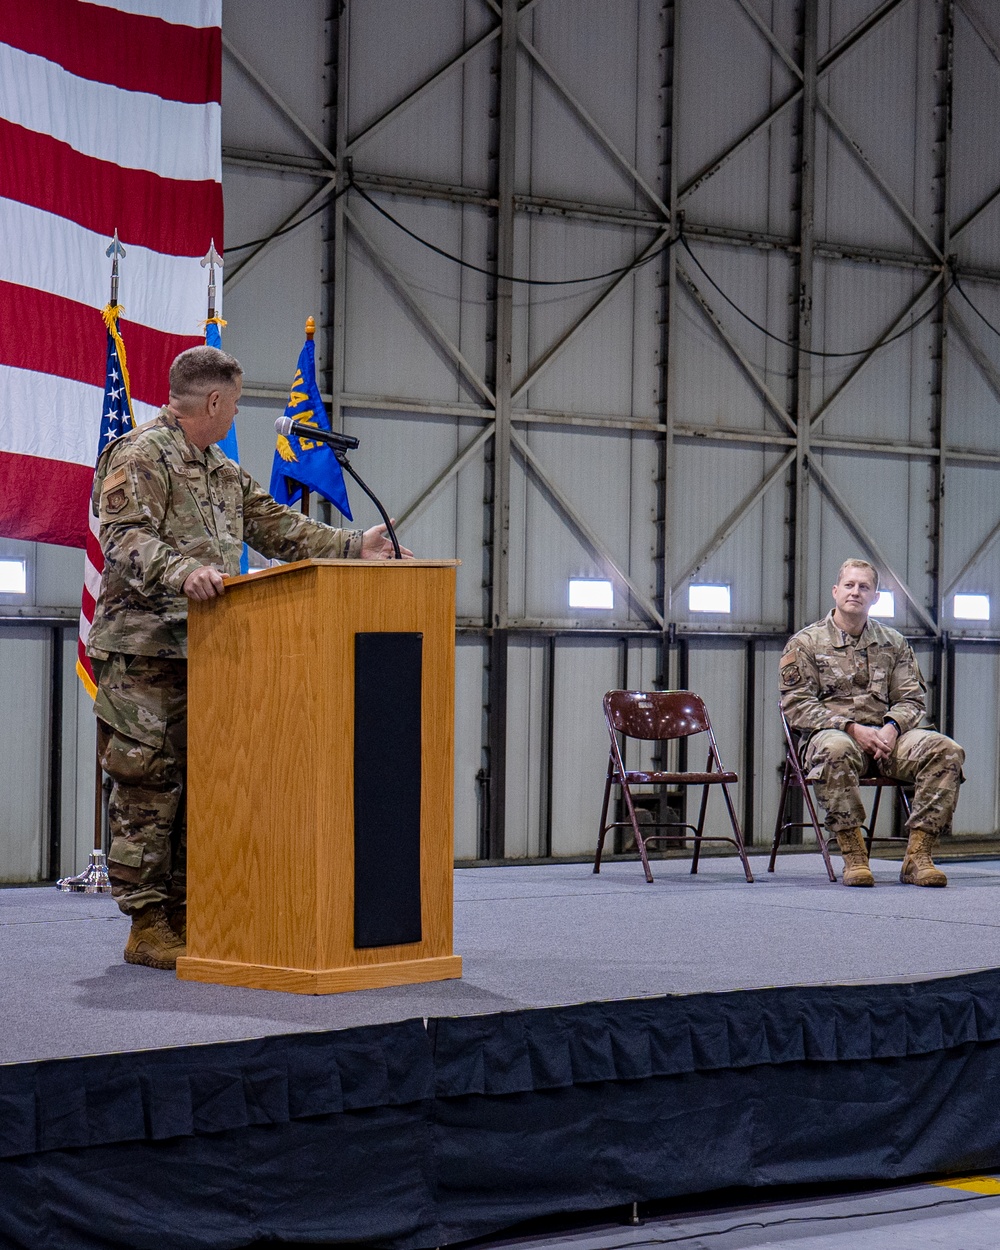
[604,690,711,742]
[779,704,799,755]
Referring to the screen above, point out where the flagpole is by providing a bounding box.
[57,234,126,893]
[298,317,314,517]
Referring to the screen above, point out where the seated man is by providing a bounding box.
[779,558,964,887]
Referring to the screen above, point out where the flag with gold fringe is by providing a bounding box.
[269,334,352,519]
[76,304,134,697]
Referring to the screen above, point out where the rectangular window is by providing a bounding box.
[954,593,990,621]
[0,558,26,594]
[568,578,613,610]
[689,584,731,614]
[869,590,894,618]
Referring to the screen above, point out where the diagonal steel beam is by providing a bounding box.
[395,424,495,530]
[676,260,797,435]
[680,88,802,204]
[943,510,1000,601]
[810,271,944,429]
[512,228,670,403]
[680,0,910,205]
[818,0,913,71]
[222,35,336,169]
[948,299,1000,405]
[819,99,942,260]
[737,0,803,79]
[224,176,337,293]
[518,37,671,220]
[509,428,664,628]
[952,182,1000,240]
[670,450,795,599]
[809,458,939,634]
[346,24,501,154]
[345,204,497,407]
[957,0,1000,72]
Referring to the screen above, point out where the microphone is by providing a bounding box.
[274,415,359,451]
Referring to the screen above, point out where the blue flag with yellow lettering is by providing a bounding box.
[206,318,248,573]
[269,337,352,519]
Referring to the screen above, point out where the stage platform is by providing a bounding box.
[4,856,1000,1250]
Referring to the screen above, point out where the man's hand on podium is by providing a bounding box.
[183,565,226,599]
[361,522,414,560]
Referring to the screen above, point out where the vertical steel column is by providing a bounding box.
[485,0,518,860]
[930,0,954,723]
[658,0,679,690]
[326,1,350,451]
[791,0,818,630]
[742,637,756,844]
[47,625,64,879]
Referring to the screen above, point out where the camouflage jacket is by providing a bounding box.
[779,610,927,738]
[87,407,362,659]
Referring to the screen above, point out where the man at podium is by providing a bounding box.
[87,345,406,971]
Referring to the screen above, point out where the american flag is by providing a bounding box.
[76,306,134,697]
[0,1,223,549]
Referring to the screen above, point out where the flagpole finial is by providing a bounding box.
[201,240,224,320]
[105,230,126,306]
[305,316,315,341]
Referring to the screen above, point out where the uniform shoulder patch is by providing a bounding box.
[780,662,801,689]
[100,461,139,517]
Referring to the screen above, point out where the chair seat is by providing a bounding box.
[619,769,738,786]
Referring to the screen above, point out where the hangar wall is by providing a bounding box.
[3,0,1000,880]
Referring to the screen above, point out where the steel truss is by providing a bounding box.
[221,0,1000,850]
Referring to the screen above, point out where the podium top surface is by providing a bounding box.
[222,557,460,591]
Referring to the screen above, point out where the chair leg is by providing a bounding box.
[801,780,837,883]
[768,764,793,872]
[689,784,711,875]
[866,787,883,856]
[619,778,655,883]
[594,765,614,874]
[719,781,754,883]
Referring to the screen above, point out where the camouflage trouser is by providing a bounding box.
[94,654,188,916]
[803,727,964,838]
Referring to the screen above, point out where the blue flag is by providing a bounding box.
[206,318,248,573]
[269,337,352,520]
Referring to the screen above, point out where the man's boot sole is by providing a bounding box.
[899,871,947,887]
[124,947,179,970]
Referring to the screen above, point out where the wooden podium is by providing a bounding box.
[175,558,462,994]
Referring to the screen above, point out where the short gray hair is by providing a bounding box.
[169,345,243,398]
[836,558,879,591]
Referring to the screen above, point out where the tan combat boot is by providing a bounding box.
[124,905,187,970]
[166,905,186,944]
[900,829,948,887]
[835,827,874,887]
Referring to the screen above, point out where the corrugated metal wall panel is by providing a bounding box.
[951,644,1000,835]
[0,629,48,881]
[454,636,486,861]
[504,637,548,858]
[550,639,620,856]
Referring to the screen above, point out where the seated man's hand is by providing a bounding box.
[183,565,226,600]
[848,722,897,760]
[360,522,414,560]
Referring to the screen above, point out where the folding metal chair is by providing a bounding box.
[769,705,911,882]
[594,689,754,884]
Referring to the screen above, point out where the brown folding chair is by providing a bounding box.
[769,705,911,882]
[594,690,754,884]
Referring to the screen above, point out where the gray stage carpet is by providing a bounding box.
[4,854,1000,1064]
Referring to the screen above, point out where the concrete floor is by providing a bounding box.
[461,1174,1000,1250]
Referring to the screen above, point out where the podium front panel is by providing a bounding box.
[182,560,460,992]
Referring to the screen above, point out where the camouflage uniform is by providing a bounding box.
[779,611,964,838]
[88,407,362,915]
